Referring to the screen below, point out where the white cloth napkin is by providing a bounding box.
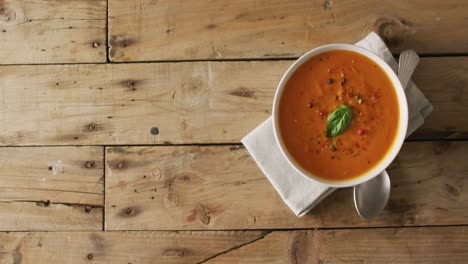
[241,32,433,217]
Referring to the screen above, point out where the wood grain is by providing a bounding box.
[0,231,266,264]
[409,57,468,140]
[0,0,106,64]
[108,0,468,61]
[105,141,468,230]
[0,228,466,263]
[0,57,465,145]
[208,227,468,263]
[0,147,103,231]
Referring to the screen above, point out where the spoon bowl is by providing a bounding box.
[353,171,391,219]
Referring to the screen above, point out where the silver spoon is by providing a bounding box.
[353,50,420,220]
[354,170,391,219]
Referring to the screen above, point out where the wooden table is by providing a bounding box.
[0,0,467,263]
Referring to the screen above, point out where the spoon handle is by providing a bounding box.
[397,50,420,89]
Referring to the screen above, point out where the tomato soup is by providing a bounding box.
[279,50,400,181]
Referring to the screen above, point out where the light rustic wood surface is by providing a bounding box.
[0,230,266,264]
[0,227,466,263]
[1,0,468,263]
[108,0,468,61]
[0,0,106,64]
[207,227,468,263]
[0,58,465,146]
[0,147,103,231]
[105,142,468,230]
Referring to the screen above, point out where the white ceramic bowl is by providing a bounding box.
[272,44,408,188]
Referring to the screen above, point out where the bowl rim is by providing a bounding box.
[272,43,409,188]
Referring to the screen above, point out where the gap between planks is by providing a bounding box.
[0,53,467,67]
[3,224,468,233]
[0,137,467,149]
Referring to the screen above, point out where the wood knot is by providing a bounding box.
[162,248,191,257]
[85,205,93,213]
[195,203,211,225]
[173,76,209,110]
[85,161,95,168]
[164,193,179,208]
[117,161,124,169]
[375,16,413,47]
[36,200,51,207]
[386,199,414,214]
[125,208,133,215]
[322,0,333,10]
[229,145,244,151]
[406,215,416,224]
[229,87,257,99]
[0,7,17,23]
[127,80,135,87]
[288,231,309,264]
[92,41,100,48]
[110,35,134,48]
[445,183,460,198]
[87,253,94,260]
[119,206,141,217]
[109,35,135,59]
[88,123,97,131]
[205,24,217,30]
[247,215,257,225]
[119,79,141,91]
[432,141,451,155]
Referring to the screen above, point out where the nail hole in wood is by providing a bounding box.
[85,205,93,213]
[150,127,159,135]
[85,161,94,168]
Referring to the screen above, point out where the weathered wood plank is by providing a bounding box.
[0,231,265,264]
[0,147,103,231]
[208,227,468,263]
[409,57,468,140]
[108,0,468,61]
[0,228,466,263]
[105,141,468,230]
[0,57,465,145]
[0,0,106,64]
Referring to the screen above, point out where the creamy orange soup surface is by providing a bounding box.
[279,50,400,181]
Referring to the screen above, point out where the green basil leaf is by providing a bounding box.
[326,104,352,138]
